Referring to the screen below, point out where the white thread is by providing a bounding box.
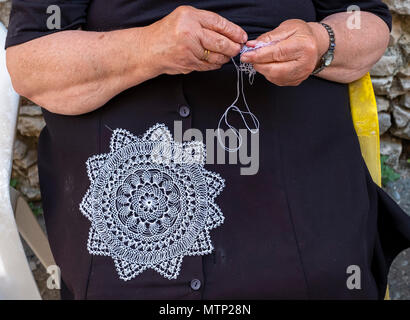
[80,124,225,281]
[217,41,275,153]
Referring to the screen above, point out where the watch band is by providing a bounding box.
[312,22,336,75]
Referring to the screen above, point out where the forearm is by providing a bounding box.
[308,11,390,83]
[6,27,158,115]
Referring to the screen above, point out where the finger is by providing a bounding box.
[241,38,303,64]
[190,40,230,65]
[200,29,242,57]
[253,61,308,86]
[206,52,230,65]
[197,9,247,44]
[182,51,223,72]
[189,32,230,65]
[197,50,230,65]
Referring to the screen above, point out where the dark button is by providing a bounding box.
[179,105,191,118]
[190,278,201,291]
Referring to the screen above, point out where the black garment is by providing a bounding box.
[6,1,410,300]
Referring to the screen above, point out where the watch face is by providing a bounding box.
[324,52,334,67]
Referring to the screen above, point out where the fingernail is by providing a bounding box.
[246,40,257,47]
[242,34,248,43]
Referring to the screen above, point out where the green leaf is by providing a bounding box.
[10,178,19,188]
[28,202,43,217]
[381,155,401,187]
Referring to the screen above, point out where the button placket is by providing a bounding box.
[175,78,206,298]
[175,77,193,138]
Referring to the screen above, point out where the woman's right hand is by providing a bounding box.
[143,6,248,75]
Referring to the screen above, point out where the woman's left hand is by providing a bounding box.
[240,19,328,86]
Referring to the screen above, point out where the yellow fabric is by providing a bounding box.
[348,73,389,300]
[349,73,382,187]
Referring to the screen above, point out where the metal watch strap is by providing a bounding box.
[312,22,335,75]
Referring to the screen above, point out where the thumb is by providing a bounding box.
[246,23,297,47]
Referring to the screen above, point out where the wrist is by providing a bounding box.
[130,25,164,80]
[307,22,330,65]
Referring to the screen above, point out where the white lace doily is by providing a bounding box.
[79,124,225,281]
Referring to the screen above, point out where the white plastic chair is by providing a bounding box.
[0,22,55,300]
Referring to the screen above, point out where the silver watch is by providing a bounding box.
[312,23,335,75]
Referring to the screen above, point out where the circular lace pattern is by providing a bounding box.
[80,124,225,281]
[115,169,180,235]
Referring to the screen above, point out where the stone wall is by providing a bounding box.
[0,0,408,202]
[374,1,410,168]
[12,101,45,202]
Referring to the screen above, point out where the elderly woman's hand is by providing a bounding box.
[240,19,327,86]
[145,5,248,75]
